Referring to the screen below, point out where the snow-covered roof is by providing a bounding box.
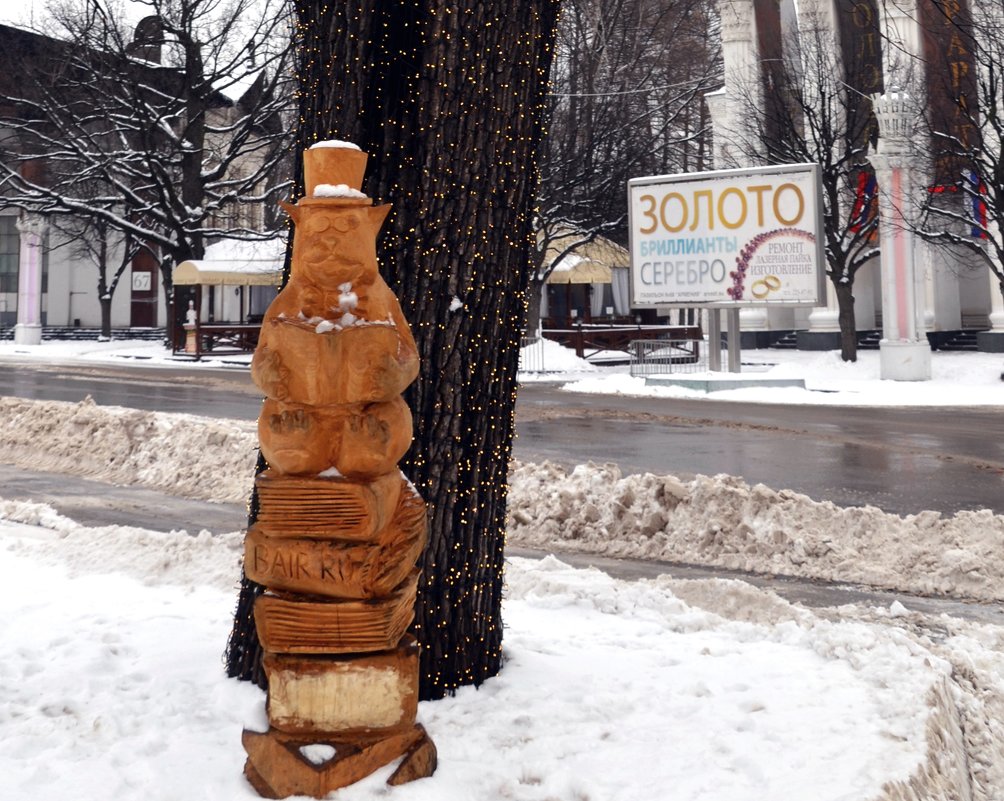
[547,252,612,284]
[173,259,281,286]
[172,258,281,287]
[174,237,284,286]
[212,69,263,105]
[541,227,627,285]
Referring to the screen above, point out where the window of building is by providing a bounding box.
[0,215,18,294]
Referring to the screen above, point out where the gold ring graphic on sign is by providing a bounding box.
[751,275,782,299]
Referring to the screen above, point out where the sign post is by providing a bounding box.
[628,163,826,372]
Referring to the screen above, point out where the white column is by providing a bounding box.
[989,274,1004,331]
[871,92,931,380]
[919,240,937,330]
[13,214,47,346]
[807,280,840,332]
[710,0,756,163]
[986,220,1004,331]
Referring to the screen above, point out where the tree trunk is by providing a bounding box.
[97,236,111,340]
[99,297,112,340]
[525,277,545,334]
[835,281,857,362]
[225,0,560,701]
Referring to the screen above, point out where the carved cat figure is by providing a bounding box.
[252,199,419,408]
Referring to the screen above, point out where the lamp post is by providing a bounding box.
[870,90,932,380]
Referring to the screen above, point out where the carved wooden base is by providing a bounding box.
[242,723,436,799]
[263,637,419,735]
[245,476,427,600]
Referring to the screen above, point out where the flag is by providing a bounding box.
[964,169,988,239]
[849,170,878,233]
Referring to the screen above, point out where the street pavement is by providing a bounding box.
[3,360,1002,515]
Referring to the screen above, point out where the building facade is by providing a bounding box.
[706,0,1004,350]
[0,17,288,341]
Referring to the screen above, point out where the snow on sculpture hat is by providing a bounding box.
[301,140,371,204]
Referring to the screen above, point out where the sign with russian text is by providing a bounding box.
[628,164,825,307]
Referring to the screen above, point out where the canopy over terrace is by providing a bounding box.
[540,229,630,322]
[173,238,283,323]
[173,256,283,287]
[171,240,283,355]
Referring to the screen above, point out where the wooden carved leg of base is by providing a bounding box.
[242,724,435,798]
[388,727,437,786]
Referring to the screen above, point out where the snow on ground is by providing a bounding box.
[0,337,254,369]
[0,505,988,801]
[562,348,1004,407]
[3,341,1004,796]
[2,337,1003,407]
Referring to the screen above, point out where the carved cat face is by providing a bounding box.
[286,203,391,289]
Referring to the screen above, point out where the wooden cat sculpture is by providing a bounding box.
[241,142,436,799]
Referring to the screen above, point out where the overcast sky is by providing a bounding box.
[0,0,35,26]
[0,1,172,30]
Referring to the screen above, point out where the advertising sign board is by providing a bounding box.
[628,163,826,307]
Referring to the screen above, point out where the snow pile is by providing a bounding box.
[0,510,961,801]
[4,397,1004,604]
[508,461,1004,602]
[519,337,597,375]
[0,397,257,503]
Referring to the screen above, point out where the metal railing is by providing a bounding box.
[519,335,548,373]
[629,339,712,376]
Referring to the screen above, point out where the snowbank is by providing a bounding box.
[508,461,1004,602]
[3,397,1004,604]
[519,336,596,376]
[0,396,257,503]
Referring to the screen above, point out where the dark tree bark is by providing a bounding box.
[835,282,857,363]
[225,0,560,701]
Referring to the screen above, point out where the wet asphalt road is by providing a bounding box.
[2,358,1003,516]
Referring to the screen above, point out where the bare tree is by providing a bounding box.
[0,0,294,299]
[726,8,880,361]
[529,0,719,328]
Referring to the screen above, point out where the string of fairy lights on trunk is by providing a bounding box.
[225,0,561,701]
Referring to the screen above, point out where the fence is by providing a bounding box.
[520,335,548,373]
[629,339,716,376]
[171,322,261,359]
[543,324,701,360]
